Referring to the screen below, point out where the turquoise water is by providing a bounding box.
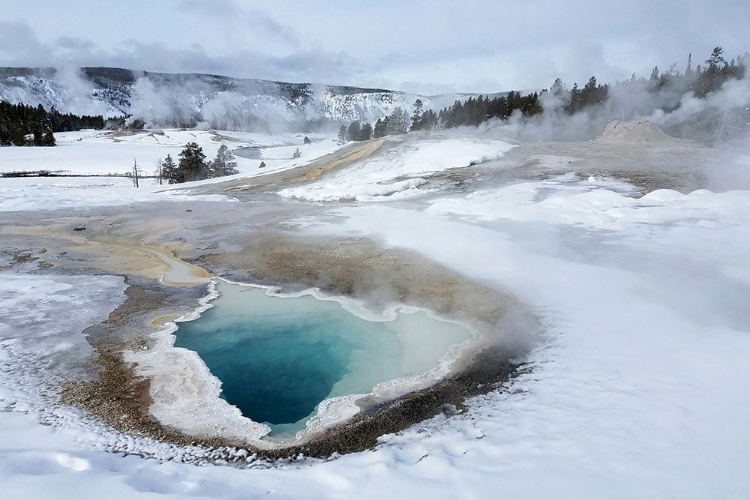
[174,281,471,435]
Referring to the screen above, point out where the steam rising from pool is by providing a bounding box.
[173,281,473,437]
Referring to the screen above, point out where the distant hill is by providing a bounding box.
[0,67,494,132]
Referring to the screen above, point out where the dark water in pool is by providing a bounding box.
[176,308,354,424]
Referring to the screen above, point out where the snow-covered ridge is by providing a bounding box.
[0,67,477,129]
[279,136,514,202]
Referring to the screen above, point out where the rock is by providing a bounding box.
[441,403,461,416]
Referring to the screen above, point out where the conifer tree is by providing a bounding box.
[359,122,373,140]
[42,129,55,146]
[177,142,208,182]
[210,144,238,177]
[337,125,348,144]
[159,154,178,184]
[411,99,424,131]
[386,107,409,135]
[373,118,387,138]
[347,121,361,141]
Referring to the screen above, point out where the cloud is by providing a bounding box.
[0,19,356,85]
[0,21,48,64]
[181,0,300,51]
[1,1,749,93]
[56,37,96,51]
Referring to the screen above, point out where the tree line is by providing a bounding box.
[436,91,543,129]
[336,47,746,143]
[337,89,545,143]
[156,143,239,184]
[0,101,105,146]
[650,47,745,99]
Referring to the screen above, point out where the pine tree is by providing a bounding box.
[411,99,424,131]
[42,129,55,146]
[421,109,438,130]
[359,122,373,140]
[210,144,238,177]
[337,125,348,144]
[707,47,725,69]
[12,125,26,146]
[373,118,386,138]
[177,142,208,182]
[387,107,409,135]
[159,154,178,184]
[347,121,361,141]
[550,78,566,97]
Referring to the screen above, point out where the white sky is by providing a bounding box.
[1,0,748,94]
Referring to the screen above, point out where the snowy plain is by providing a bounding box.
[0,129,327,177]
[1,131,750,499]
[0,129,342,211]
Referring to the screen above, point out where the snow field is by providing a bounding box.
[290,174,750,498]
[0,129,332,177]
[0,129,343,211]
[1,135,749,498]
[279,136,514,202]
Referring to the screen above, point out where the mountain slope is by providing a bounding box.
[0,67,476,131]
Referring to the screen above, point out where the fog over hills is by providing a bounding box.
[0,67,488,132]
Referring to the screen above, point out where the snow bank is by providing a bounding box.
[279,136,513,202]
[427,174,749,240]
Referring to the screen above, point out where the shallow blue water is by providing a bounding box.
[174,282,471,434]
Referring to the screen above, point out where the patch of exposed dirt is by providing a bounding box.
[295,139,385,182]
[197,232,524,327]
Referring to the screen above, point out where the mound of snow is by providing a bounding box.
[596,120,677,144]
[279,136,513,202]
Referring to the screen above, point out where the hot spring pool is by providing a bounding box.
[173,281,473,436]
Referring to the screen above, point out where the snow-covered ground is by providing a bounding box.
[288,173,750,498]
[0,129,343,211]
[279,136,513,202]
[0,129,334,176]
[1,133,750,499]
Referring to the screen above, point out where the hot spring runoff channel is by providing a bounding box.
[174,281,472,436]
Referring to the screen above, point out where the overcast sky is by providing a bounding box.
[1,0,748,94]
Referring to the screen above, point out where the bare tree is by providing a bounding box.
[154,159,163,185]
[129,157,142,188]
